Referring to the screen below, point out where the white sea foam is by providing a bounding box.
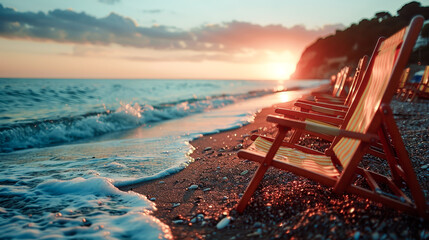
[0,176,172,239]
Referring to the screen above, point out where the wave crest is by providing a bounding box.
[0,90,272,152]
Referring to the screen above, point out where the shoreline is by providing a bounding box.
[120,97,429,239]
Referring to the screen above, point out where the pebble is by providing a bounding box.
[420,230,429,239]
[421,164,429,170]
[253,222,262,228]
[190,214,205,224]
[188,184,198,190]
[203,188,211,192]
[240,170,249,176]
[172,220,184,224]
[203,147,212,152]
[222,177,228,181]
[354,231,360,240]
[150,197,156,201]
[216,216,231,229]
[158,181,165,184]
[247,230,262,237]
[172,203,180,208]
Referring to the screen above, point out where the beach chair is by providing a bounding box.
[236,16,427,218]
[396,67,411,99]
[294,56,369,114]
[306,66,351,104]
[403,65,429,101]
[278,55,371,143]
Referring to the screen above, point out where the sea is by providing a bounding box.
[0,78,326,239]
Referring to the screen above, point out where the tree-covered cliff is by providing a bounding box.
[292,1,429,79]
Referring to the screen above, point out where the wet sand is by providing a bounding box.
[121,98,429,239]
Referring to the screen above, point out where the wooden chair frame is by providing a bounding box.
[236,16,427,218]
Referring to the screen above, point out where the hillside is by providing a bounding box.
[291,1,429,79]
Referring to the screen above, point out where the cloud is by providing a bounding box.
[142,9,163,14]
[0,4,344,62]
[98,0,120,5]
[191,21,344,56]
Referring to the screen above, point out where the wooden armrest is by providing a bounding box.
[251,134,324,155]
[311,92,332,98]
[275,108,344,125]
[295,102,347,117]
[296,99,349,110]
[315,97,346,104]
[267,115,379,143]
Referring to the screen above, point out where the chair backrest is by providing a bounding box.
[344,55,369,106]
[332,16,424,168]
[398,67,410,89]
[332,66,350,97]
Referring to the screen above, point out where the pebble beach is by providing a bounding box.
[121,97,429,240]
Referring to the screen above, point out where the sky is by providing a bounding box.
[0,0,419,80]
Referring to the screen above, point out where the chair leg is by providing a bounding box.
[237,128,288,213]
[236,163,270,213]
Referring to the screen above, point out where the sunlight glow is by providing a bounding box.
[276,91,303,103]
[277,91,294,103]
[266,62,296,80]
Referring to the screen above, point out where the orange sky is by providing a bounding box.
[0,0,414,80]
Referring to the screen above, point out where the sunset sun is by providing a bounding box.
[267,62,296,80]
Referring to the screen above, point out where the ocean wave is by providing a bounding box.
[0,89,274,152]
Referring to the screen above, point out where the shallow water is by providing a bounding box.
[0,78,326,239]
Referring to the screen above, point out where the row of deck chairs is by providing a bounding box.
[397,65,429,101]
[235,15,428,219]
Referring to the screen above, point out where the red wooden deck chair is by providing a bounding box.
[294,56,369,114]
[307,66,351,103]
[403,65,429,101]
[278,55,372,143]
[236,16,427,218]
[396,67,411,99]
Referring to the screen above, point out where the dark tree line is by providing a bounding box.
[293,1,429,79]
